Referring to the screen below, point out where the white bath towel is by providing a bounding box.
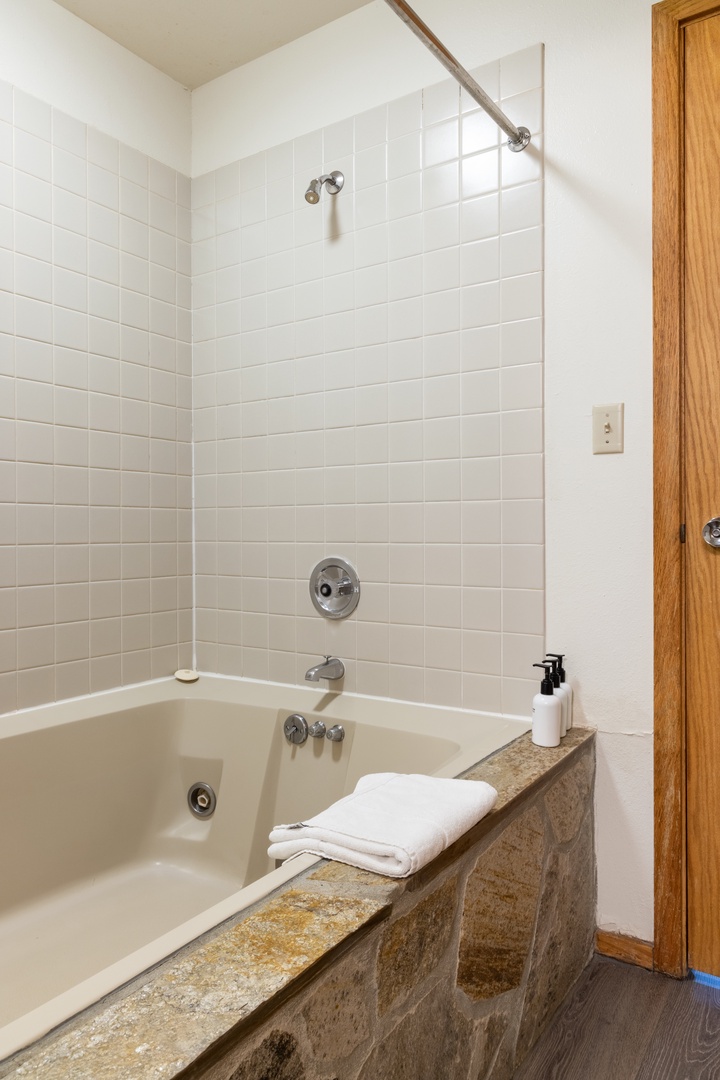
[267,772,498,878]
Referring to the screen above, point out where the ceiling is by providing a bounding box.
[52,0,375,90]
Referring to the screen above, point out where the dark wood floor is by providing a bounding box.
[514,955,720,1079]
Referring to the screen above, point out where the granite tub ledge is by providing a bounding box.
[0,727,594,1080]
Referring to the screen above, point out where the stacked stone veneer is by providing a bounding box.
[195,739,595,1080]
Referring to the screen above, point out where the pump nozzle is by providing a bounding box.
[546,653,566,681]
[545,657,561,687]
[533,662,555,695]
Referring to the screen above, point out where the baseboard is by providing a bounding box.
[595,930,654,971]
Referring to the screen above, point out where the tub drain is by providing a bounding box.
[187,782,217,818]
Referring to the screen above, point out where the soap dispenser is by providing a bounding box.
[532,663,562,747]
[546,656,569,737]
[546,653,573,732]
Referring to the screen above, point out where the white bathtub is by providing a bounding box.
[0,674,528,1062]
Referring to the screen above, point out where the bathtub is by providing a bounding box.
[0,674,528,1063]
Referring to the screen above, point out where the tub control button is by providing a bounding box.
[308,720,326,738]
[326,724,345,743]
[309,557,360,620]
[284,713,309,745]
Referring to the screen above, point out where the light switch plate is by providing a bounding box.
[592,403,624,454]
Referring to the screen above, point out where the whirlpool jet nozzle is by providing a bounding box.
[304,170,344,204]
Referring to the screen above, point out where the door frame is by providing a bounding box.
[653,0,720,978]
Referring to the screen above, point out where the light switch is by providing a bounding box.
[592,403,624,454]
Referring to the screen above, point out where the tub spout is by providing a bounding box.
[305,655,345,682]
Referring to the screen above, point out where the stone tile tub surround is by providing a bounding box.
[1,730,595,1079]
[0,673,527,1061]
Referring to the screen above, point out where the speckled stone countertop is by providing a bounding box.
[0,728,594,1080]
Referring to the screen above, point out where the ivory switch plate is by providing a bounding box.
[592,403,624,454]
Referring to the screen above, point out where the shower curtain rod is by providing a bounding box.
[383,0,531,152]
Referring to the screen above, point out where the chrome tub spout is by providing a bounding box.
[305,655,345,681]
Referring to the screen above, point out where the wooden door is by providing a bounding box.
[684,11,720,976]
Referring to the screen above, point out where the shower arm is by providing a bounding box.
[382,0,531,153]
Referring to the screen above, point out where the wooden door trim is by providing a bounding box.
[653,0,720,978]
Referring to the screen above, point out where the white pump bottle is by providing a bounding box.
[547,653,573,733]
[531,663,562,747]
[546,656,569,737]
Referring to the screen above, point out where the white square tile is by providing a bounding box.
[462,500,501,545]
[89,129,119,172]
[501,181,542,233]
[387,463,422,505]
[461,282,499,329]
[15,255,52,302]
[462,109,500,156]
[425,500,460,543]
[502,454,543,499]
[462,369,499,414]
[423,205,459,252]
[501,408,543,455]
[14,131,51,191]
[388,297,422,342]
[424,119,458,167]
[501,227,542,277]
[462,150,499,199]
[388,132,421,180]
[463,587,501,632]
[463,630,502,676]
[424,331,459,377]
[425,460,460,502]
[462,544,501,588]
[462,457,500,500]
[423,160,458,210]
[389,214,422,260]
[424,247,459,294]
[500,363,542,411]
[461,237,499,287]
[503,587,544,635]
[502,677,535,717]
[501,317,542,366]
[16,174,52,223]
[355,144,386,190]
[464,672,502,712]
[502,500,544,545]
[424,290,459,336]
[502,545,544,589]
[388,174,422,220]
[425,414,459,457]
[501,273,542,322]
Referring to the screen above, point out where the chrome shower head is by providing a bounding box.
[304,170,345,204]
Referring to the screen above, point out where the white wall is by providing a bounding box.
[0,0,191,174]
[193,0,655,940]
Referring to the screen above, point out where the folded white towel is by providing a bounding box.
[267,771,498,878]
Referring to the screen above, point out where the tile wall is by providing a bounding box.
[193,46,545,716]
[0,83,193,716]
